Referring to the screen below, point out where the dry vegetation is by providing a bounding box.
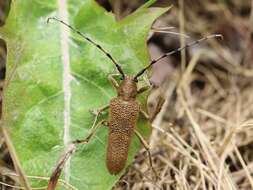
[112,0,253,189]
[1,0,253,190]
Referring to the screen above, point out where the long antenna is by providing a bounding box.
[134,34,223,81]
[47,17,125,79]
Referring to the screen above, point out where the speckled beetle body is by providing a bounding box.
[107,77,140,174]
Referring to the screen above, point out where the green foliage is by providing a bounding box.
[0,0,169,189]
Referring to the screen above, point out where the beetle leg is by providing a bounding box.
[137,85,150,94]
[137,79,155,94]
[89,75,117,117]
[108,74,120,89]
[134,129,159,180]
[140,108,150,120]
[73,120,108,144]
[89,104,109,117]
[47,120,108,190]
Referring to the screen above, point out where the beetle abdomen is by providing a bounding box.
[106,131,132,174]
[106,97,139,174]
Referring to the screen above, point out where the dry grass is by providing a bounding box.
[113,0,253,189]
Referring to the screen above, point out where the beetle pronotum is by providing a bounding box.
[46,17,222,190]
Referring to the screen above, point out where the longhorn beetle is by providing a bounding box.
[46,17,222,190]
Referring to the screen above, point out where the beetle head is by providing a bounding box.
[117,76,138,101]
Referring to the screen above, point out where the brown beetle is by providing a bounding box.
[46,17,222,190]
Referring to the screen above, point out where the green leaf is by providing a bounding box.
[1,0,169,189]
